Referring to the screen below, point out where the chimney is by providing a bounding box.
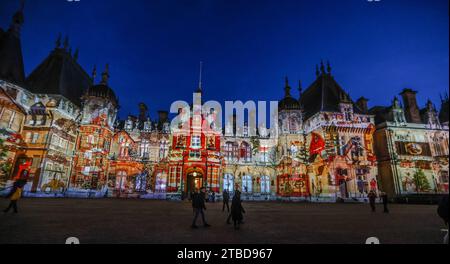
[158,110,168,123]
[138,103,148,122]
[400,88,421,123]
[356,97,369,113]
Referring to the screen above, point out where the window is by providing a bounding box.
[10,112,22,132]
[135,172,147,192]
[189,150,201,159]
[115,171,127,191]
[223,174,234,192]
[240,142,252,162]
[224,142,238,161]
[0,109,13,129]
[159,140,169,159]
[140,140,150,158]
[155,172,167,192]
[25,132,32,143]
[191,135,201,148]
[260,175,271,194]
[31,133,39,144]
[242,175,252,193]
[31,156,41,169]
[259,145,269,162]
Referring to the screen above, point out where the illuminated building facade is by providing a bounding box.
[0,4,448,201]
[371,90,449,197]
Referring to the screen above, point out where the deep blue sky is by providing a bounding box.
[1,0,448,119]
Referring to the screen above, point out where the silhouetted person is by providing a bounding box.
[3,177,27,214]
[211,191,215,202]
[222,190,230,212]
[191,187,210,228]
[230,190,245,230]
[368,190,377,212]
[437,194,449,244]
[381,192,389,213]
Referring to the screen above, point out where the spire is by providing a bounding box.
[92,65,97,81]
[284,76,291,97]
[298,80,302,97]
[9,0,25,37]
[326,60,331,74]
[101,64,109,85]
[320,60,325,75]
[55,33,62,48]
[196,61,203,93]
[63,35,69,50]
[426,99,433,110]
[315,65,320,77]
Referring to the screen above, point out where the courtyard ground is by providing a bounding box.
[0,198,445,244]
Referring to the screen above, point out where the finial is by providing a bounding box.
[298,80,302,94]
[9,0,25,36]
[55,33,62,48]
[63,35,69,50]
[19,0,25,11]
[284,76,291,97]
[101,64,109,84]
[320,60,325,74]
[73,48,79,61]
[196,61,203,93]
[92,65,97,81]
[326,60,331,74]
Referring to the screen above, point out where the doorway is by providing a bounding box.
[186,171,203,198]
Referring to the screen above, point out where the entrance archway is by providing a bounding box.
[186,171,203,198]
[185,167,205,199]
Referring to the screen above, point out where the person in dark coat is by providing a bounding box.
[191,187,211,228]
[222,190,230,212]
[3,176,27,214]
[230,191,245,230]
[368,190,377,212]
[381,192,389,213]
[437,194,449,244]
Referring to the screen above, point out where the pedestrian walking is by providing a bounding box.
[222,189,230,212]
[381,192,389,213]
[368,190,377,212]
[211,191,215,203]
[437,194,449,244]
[230,190,245,230]
[3,178,26,214]
[191,187,211,228]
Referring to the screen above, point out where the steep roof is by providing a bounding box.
[26,46,92,107]
[0,4,26,85]
[300,67,363,120]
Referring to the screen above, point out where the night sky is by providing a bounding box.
[0,0,448,119]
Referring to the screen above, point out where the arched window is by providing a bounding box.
[242,175,252,193]
[260,175,271,194]
[223,174,234,192]
[240,142,252,162]
[155,172,167,193]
